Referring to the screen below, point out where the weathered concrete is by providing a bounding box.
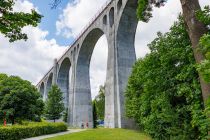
[36,0,138,128]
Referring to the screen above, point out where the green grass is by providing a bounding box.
[45,128,152,140]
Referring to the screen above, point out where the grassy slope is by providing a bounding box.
[45,128,151,140]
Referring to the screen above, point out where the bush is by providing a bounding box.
[0,122,67,140]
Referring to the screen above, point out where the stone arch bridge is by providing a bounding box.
[37,0,138,128]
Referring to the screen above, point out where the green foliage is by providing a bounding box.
[92,101,98,128]
[197,34,210,83]
[196,6,210,83]
[93,85,105,120]
[137,0,150,22]
[62,108,68,123]
[0,121,67,140]
[0,74,44,124]
[196,6,210,138]
[125,16,208,139]
[45,85,64,122]
[137,0,166,22]
[0,0,42,42]
[196,6,210,26]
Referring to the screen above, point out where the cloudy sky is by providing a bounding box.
[0,0,209,98]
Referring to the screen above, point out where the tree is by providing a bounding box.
[0,74,44,124]
[137,0,210,104]
[45,85,64,122]
[0,0,42,42]
[92,101,98,128]
[63,108,68,122]
[196,6,210,135]
[93,85,105,120]
[125,16,208,139]
[196,6,210,83]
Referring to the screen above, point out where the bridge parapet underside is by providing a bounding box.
[36,0,138,128]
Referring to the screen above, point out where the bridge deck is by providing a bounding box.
[36,0,113,86]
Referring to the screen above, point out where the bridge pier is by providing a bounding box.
[37,0,138,129]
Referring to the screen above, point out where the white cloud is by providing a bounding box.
[135,0,182,58]
[1,0,209,99]
[13,0,39,13]
[0,0,67,85]
[56,0,209,99]
[56,0,107,38]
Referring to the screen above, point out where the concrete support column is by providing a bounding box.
[115,0,138,128]
[104,29,118,128]
[43,81,47,101]
[73,62,93,128]
[52,59,58,85]
[115,34,136,128]
[68,56,75,126]
[72,29,104,128]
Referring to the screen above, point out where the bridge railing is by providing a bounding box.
[74,0,113,43]
[37,0,113,86]
[57,0,113,62]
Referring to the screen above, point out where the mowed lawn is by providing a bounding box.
[45,128,151,140]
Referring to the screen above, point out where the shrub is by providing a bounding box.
[0,122,67,140]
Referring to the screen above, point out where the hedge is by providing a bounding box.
[0,122,67,140]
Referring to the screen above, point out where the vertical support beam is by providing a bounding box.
[72,29,104,128]
[104,30,118,128]
[68,53,75,126]
[73,61,93,128]
[52,59,58,85]
[43,81,47,101]
[115,0,138,128]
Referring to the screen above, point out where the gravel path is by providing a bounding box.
[24,129,86,140]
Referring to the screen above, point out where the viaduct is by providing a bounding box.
[37,0,138,128]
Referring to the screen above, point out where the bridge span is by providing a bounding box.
[37,0,138,128]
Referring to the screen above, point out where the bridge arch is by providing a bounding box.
[74,28,108,127]
[57,57,71,108]
[117,0,122,12]
[109,7,114,27]
[40,82,45,98]
[45,73,53,100]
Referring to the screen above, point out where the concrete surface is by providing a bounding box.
[36,0,138,129]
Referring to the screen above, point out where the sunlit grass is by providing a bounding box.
[45,128,152,140]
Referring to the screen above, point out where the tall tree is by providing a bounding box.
[196,6,210,135]
[94,85,105,120]
[180,0,210,103]
[0,0,42,42]
[45,85,64,122]
[92,101,98,128]
[197,5,210,83]
[125,16,208,139]
[137,0,210,104]
[62,108,68,122]
[0,74,44,124]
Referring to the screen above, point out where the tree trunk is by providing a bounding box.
[180,0,210,104]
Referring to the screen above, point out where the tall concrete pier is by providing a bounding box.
[37,0,138,128]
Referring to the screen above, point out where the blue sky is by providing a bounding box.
[0,0,208,98]
[30,0,73,46]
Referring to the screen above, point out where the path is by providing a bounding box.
[24,129,86,140]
